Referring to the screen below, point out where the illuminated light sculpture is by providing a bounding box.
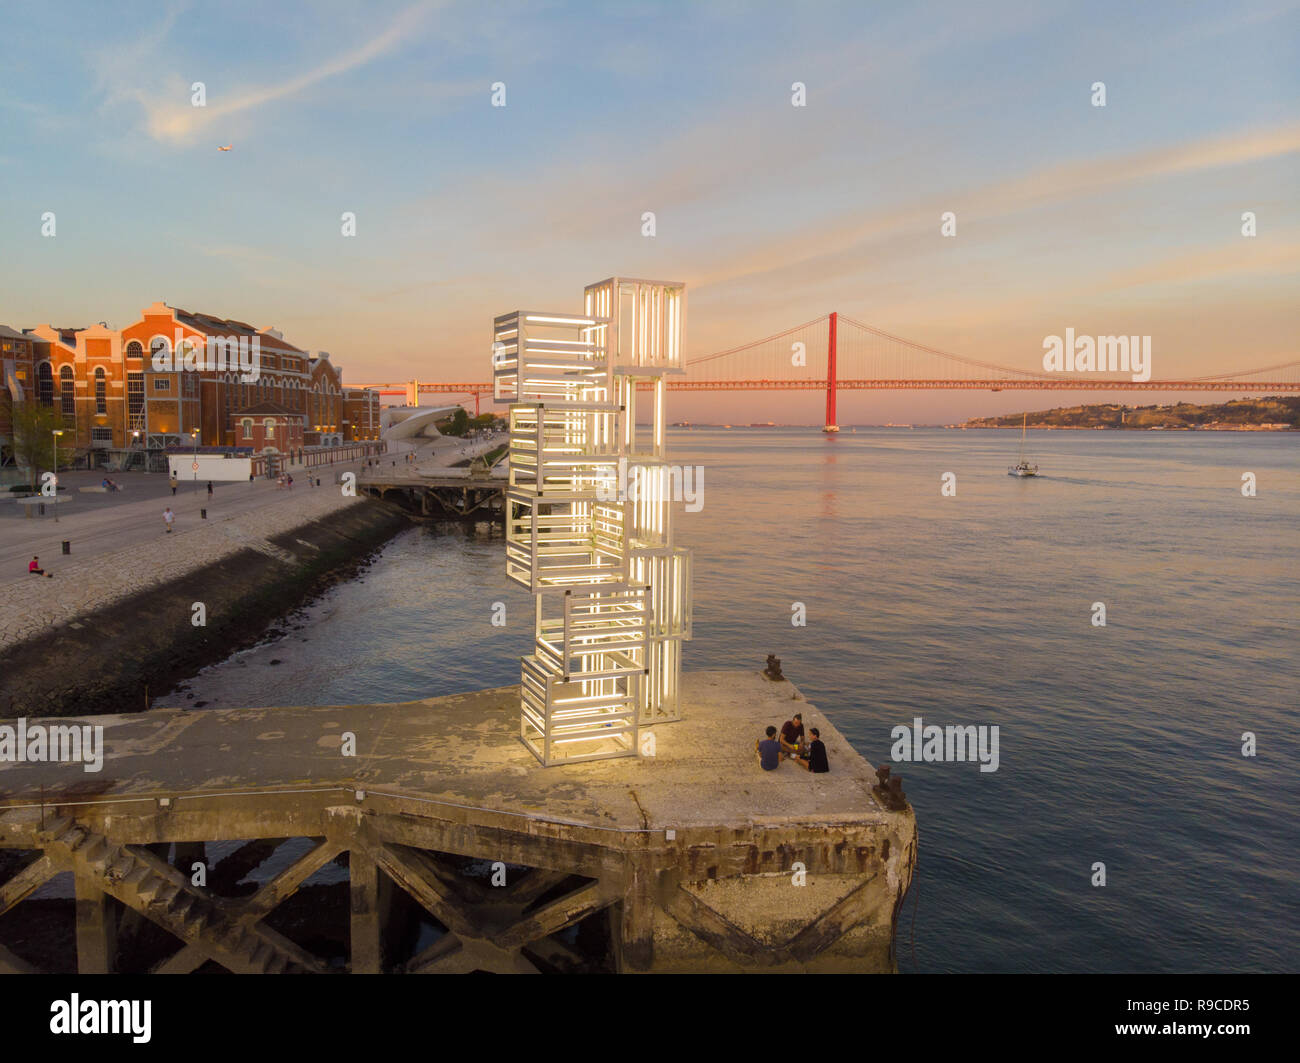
[495,278,693,766]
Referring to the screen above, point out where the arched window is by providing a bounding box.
[37,362,53,406]
[60,366,75,419]
[125,340,143,360]
[94,367,107,414]
[241,418,253,439]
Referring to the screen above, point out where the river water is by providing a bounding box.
[170,427,1299,973]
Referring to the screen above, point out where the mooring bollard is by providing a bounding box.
[62,540,70,555]
[201,508,207,519]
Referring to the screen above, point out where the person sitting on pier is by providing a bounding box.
[793,728,829,773]
[756,726,785,771]
[29,556,53,578]
[779,713,805,755]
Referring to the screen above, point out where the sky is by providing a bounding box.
[1,0,1296,423]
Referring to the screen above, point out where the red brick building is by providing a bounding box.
[343,387,381,441]
[233,401,305,455]
[3,302,380,469]
[306,353,344,445]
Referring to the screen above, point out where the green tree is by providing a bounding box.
[441,408,471,437]
[10,401,69,489]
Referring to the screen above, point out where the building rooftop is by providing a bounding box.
[170,308,306,353]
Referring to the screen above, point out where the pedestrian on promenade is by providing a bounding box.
[29,556,53,578]
[207,481,213,498]
[163,506,175,533]
[169,473,178,495]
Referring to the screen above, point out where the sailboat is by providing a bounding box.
[1007,413,1039,477]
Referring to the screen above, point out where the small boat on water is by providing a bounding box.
[1008,413,1039,477]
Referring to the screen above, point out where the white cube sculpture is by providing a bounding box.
[495,278,693,766]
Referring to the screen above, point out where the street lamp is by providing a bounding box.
[191,428,200,503]
[51,429,63,522]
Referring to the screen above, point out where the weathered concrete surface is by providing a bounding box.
[0,498,409,718]
[0,671,917,973]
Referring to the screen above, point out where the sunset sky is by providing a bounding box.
[2,0,1296,422]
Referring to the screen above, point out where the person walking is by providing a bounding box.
[169,472,178,495]
[206,481,214,498]
[163,506,175,533]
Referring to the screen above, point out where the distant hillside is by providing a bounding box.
[966,397,1299,430]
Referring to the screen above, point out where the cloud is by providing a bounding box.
[688,121,1300,294]
[1096,240,1300,292]
[106,1,442,144]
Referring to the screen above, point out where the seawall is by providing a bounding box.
[0,496,409,718]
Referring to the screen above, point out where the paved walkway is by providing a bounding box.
[0,432,501,650]
[0,460,371,649]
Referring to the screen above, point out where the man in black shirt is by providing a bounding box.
[794,728,829,773]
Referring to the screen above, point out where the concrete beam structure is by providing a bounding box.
[0,670,915,973]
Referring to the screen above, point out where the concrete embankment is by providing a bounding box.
[0,496,408,718]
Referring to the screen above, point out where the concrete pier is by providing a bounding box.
[0,670,916,973]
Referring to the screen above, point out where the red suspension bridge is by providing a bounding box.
[356,312,1300,431]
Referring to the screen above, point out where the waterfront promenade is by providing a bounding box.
[0,461,372,650]
[0,432,503,651]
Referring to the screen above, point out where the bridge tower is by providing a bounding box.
[405,379,419,407]
[823,311,839,432]
[493,277,693,766]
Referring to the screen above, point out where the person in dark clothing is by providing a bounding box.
[756,725,785,771]
[794,728,829,773]
[207,481,213,497]
[779,713,805,755]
